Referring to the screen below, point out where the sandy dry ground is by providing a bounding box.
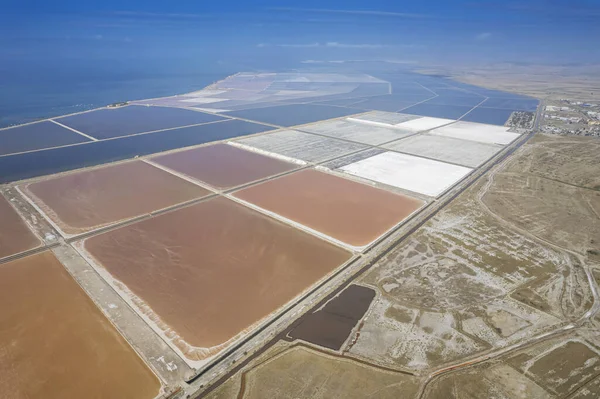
[484,173,600,260]
[425,365,551,399]
[0,251,160,399]
[424,363,550,399]
[22,160,210,235]
[151,143,298,189]
[207,342,420,399]
[511,339,600,396]
[83,197,351,360]
[489,133,600,262]
[351,171,588,372]
[351,134,598,391]
[426,333,600,399]
[417,64,600,101]
[0,194,40,259]
[505,134,600,190]
[422,330,600,399]
[234,169,424,248]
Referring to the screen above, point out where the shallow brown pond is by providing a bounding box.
[234,169,424,247]
[24,160,210,235]
[84,197,351,352]
[152,143,297,189]
[0,194,40,259]
[0,251,160,399]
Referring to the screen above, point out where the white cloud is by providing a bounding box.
[258,42,389,49]
[301,59,418,65]
[475,32,492,41]
[282,43,321,48]
[112,11,210,18]
[268,7,433,19]
[257,42,320,48]
[325,42,386,49]
[301,60,349,64]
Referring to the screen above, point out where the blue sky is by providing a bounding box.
[2,0,599,74]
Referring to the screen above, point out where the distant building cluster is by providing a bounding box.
[506,111,535,129]
[561,99,598,107]
[542,99,600,137]
[544,114,582,123]
[545,105,571,112]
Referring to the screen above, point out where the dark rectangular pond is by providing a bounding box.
[56,105,226,139]
[0,121,90,156]
[0,119,272,183]
[288,284,375,350]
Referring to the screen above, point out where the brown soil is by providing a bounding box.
[527,341,600,396]
[240,345,419,399]
[510,287,553,315]
[151,143,298,189]
[483,173,600,257]
[385,305,414,324]
[234,169,424,247]
[0,251,160,399]
[424,364,550,399]
[24,160,210,235]
[84,197,351,352]
[0,194,40,259]
[505,137,600,189]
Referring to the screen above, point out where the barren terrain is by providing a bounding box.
[418,63,600,101]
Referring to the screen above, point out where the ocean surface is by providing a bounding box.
[0,65,231,128]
